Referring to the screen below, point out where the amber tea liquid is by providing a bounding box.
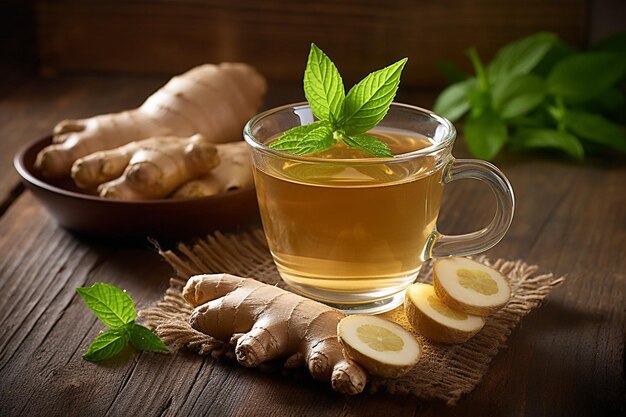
[254,127,445,308]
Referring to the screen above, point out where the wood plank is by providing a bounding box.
[36,0,588,87]
[0,192,190,416]
[0,193,425,417]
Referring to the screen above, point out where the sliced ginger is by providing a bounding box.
[338,315,421,378]
[433,257,511,316]
[404,283,485,344]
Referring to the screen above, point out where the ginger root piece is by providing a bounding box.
[74,134,219,200]
[35,63,266,177]
[404,283,485,344]
[183,273,367,395]
[173,141,253,198]
[433,257,511,316]
[337,315,421,378]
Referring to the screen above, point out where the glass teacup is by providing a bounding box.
[244,102,514,314]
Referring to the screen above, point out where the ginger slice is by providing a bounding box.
[337,315,421,378]
[404,283,485,344]
[433,257,511,316]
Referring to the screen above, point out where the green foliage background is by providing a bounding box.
[434,32,626,161]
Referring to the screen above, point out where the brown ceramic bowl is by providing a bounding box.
[14,137,259,238]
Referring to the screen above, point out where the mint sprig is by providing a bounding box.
[77,282,168,362]
[269,121,334,155]
[304,44,345,126]
[270,43,407,157]
[434,31,626,161]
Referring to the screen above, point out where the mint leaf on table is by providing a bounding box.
[77,282,168,362]
[343,134,393,157]
[304,44,345,126]
[342,58,408,135]
[82,328,128,361]
[128,323,169,352]
[492,74,546,119]
[269,43,406,158]
[547,52,626,101]
[513,128,584,160]
[464,110,508,160]
[76,282,135,328]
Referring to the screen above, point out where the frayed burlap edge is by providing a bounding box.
[138,229,564,405]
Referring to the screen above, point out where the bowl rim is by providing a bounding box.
[14,136,254,205]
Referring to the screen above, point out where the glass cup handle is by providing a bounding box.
[428,159,515,258]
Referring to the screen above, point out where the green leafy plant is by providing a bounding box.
[270,43,407,157]
[76,282,167,361]
[434,32,626,160]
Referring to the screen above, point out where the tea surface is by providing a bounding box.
[255,127,444,301]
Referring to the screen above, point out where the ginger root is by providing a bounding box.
[183,273,367,395]
[173,141,253,198]
[72,134,219,200]
[35,63,266,177]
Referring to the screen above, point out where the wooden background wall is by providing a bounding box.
[34,0,589,88]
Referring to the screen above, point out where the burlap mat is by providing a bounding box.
[139,229,564,405]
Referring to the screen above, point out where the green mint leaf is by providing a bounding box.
[547,52,626,101]
[492,74,547,119]
[511,111,553,129]
[269,121,335,155]
[467,48,488,91]
[591,32,626,54]
[83,328,128,361]
[304,44,345,126]
[436,61,469,84]
[512,128,584,160]
[433,78,477,122]
[467,89,491,117]
[128,323,168,352]
[582,87,626,118]
[563,110,626,153]
[532,39,576,78]
[463,110,508,160]
[487,32,557,83]
[342,134,393,158]
[342,57,408,135]
[76,282,135,328]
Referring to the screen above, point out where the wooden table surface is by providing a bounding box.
[0,74,624,417]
